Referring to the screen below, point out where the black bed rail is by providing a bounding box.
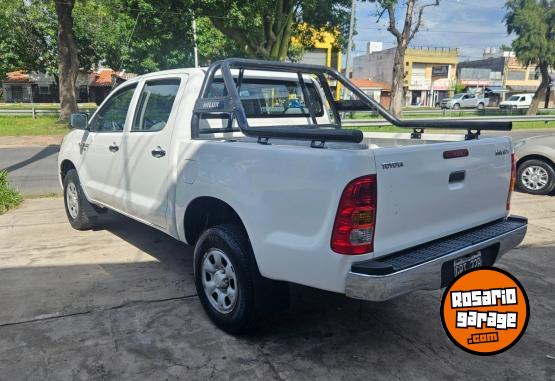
[191,58,513,143]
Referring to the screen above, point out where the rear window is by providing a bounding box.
[207,78,323,118]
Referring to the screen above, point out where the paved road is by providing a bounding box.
[0,145,60,195]
[1,128,554,195]
[0,193,553,380]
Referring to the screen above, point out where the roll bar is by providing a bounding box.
[191,58,512,143]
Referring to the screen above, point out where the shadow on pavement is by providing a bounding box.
[1,145,60,172]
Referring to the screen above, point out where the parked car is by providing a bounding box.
[499,94,534,109]
[440,93,489,110]
[514,135,555,195]
[58,59,527,333]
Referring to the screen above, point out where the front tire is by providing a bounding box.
[453,103,461,110]
[517,159,555,195]
[63,169,97,230]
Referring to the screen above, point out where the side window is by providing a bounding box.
[520,97,526,102]
[90,84,137,132]
[206,78,324,118]
[132,79,181,132]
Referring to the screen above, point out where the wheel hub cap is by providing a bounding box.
[66,182,79,219]
[522,165,548,191]
[201,248,238,314]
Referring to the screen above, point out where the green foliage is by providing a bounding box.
[454,81,466,94]
[0,0,197,77]
[505,0,555,67]
[196,17,242,65]
[0,170,22,215]
[199,0,351,60]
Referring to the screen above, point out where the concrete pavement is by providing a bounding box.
[0,192,553,380]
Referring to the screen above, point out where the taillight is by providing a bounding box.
[507,153,516,211]
[331,175,377,255]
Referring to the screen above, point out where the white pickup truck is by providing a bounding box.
[58,59,527,333]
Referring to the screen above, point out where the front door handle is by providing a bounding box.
[108,143,119,152]
[151,146,166,158]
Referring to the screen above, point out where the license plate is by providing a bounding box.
[454,252,482,277]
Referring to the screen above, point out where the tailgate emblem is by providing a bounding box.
[495,149,510,156]
[381,161,404,170]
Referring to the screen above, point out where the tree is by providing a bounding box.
[55,0,80,122]
[505,0,555,115]
[366,0,441,116]
[200,0,351,61]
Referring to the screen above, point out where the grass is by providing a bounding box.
[0,116,69,136]
[0,170,23,215]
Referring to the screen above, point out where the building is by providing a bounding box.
[292,25,342,98]
[353,46,459,106]
[349,78,391,108]
[457,49,554,105]
[2,68,135,104]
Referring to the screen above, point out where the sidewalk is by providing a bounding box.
[0,135,63,148]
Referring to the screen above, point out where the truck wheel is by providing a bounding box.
[63,169,97,230]
[517,159,555,195]
[193,225,266,333]
[477,102,485,110]
[453,103,460,110]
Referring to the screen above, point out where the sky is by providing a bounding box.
[353,0,514,62]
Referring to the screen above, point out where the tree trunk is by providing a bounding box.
[390,47,406,117]
[55,0,79,123]
[527,62,550,115]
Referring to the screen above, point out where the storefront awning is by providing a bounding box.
[485,86,508,94]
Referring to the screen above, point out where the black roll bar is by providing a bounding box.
[191,58,513,143]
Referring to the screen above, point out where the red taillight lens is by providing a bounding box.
[331,175,377,255]
[507,153,516,211]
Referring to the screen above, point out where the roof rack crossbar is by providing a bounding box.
[191,58,513,142]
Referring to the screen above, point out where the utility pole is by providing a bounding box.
[192,12,199,68]
[343,0,356,99]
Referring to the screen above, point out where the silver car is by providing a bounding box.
[514,135,555,195]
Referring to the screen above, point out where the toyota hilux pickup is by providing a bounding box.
[58,59,527,333]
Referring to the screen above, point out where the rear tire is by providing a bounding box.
[477,102,485,110]
[63,169,97,230]
[193,224,289,334]
[517,159,555,195]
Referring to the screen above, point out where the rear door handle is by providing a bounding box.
[151,146,166,158]
[108,143,119,152]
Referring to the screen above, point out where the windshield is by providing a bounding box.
[453,94,465,99]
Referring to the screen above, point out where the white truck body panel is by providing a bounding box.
[58,67,521,297]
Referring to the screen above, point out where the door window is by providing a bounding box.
[90,84,137,132]
[132,79,181,132]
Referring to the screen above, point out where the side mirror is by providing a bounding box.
[70,113,89,130]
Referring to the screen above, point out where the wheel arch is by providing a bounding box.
[516,154,555,169]
[183,196,249,246]
[60,159,76,183]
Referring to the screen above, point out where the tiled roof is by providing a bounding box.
[89,69,117,87]
[4,70,30,83]
[350,78,391,91]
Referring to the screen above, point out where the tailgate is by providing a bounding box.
[372,137,512,258]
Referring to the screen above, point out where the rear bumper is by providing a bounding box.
[345,216,527,302]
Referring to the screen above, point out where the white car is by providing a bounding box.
[58,59,527,333]
[499,94,534,109]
